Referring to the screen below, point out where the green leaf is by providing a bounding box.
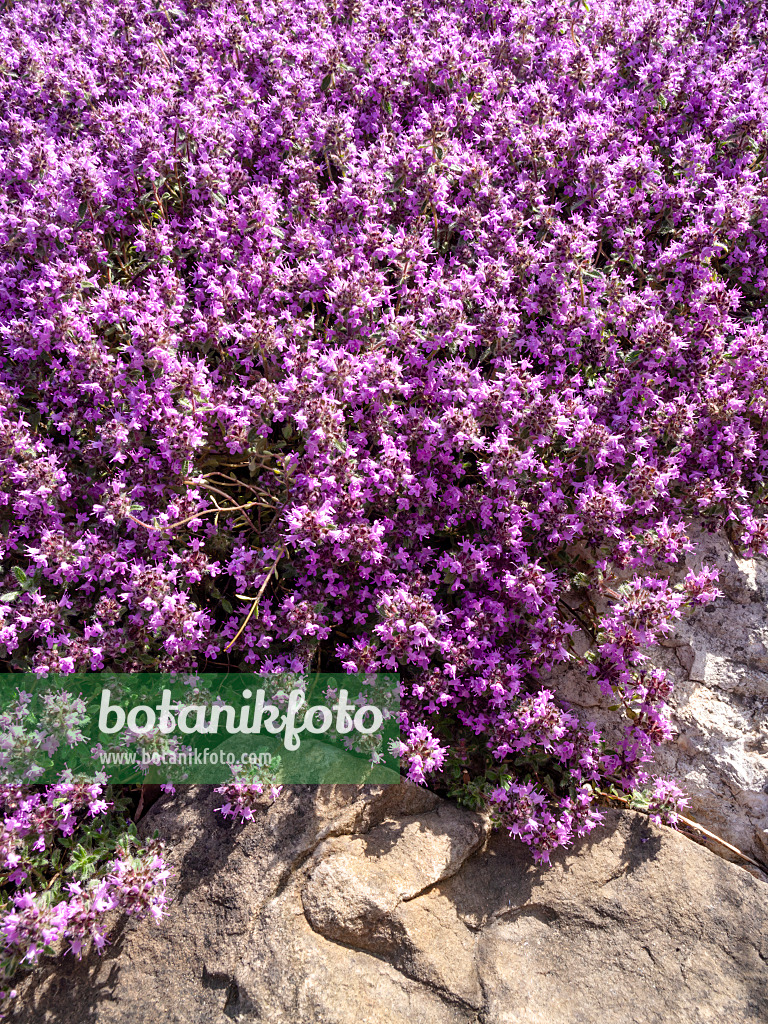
[0,591,21,603]
[12,566,28,586]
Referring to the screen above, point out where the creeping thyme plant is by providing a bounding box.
[1,0,768,997]
[0,783,170,1006]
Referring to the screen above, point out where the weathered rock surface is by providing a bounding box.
[549,527,768,865]
[13,785,768,1024]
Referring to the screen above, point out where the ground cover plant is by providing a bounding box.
[1,0,768,1000]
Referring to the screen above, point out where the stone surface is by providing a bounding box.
[12,785,768,1024]
[548,527,768,865]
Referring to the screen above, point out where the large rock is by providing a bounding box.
[12,785,768,1024]
[549,527,768,865]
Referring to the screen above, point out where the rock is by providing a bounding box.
[549,527,768,864]
[11,786,768,1024]
[300,803,487,1006]
[688,648,708,682]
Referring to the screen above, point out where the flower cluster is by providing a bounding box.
[389,724,448,785]
[0,783,171,1005]
[489,779,604,863]
[0,687,88,782]
[1,0,767,864]
[629,776,690,828]
[215,758,283,822]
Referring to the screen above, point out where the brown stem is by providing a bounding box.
[126,498,263,532]
[596,790,764,869]
[191,480,275,511]
[224,547,287,652]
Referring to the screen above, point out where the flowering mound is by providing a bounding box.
[1,0,768,887]
[0,783,169,998]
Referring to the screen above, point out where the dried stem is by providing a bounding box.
[224,546,287,651]
[127,498,263,532]
[597,790,765,870]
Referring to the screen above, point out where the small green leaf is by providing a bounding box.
[12,567,28,586]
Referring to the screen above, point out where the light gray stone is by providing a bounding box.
[549,527,768,865]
